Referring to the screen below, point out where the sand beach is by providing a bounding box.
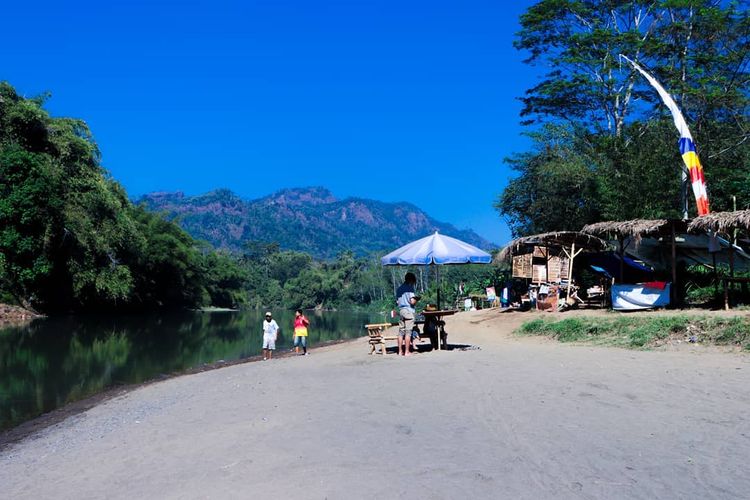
[2,308,749,499]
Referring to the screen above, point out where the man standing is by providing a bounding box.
[396,272,419,356]
[262,312,279,360]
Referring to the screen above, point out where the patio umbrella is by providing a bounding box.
[381,231,492,266]
[381,232,492,349]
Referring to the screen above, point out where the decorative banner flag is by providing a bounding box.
[620,55,710,215]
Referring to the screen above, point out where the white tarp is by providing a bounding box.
[611,283,671,311]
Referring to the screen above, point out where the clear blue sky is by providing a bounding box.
[2,0,540,245]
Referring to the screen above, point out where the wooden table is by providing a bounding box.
[420,309,457,350]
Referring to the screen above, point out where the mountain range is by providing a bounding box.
[137,187,495,259]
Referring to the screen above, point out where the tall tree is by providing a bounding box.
[495,124,601,235]
[516,0,749,134]
[499,1,750,235]
[0,82,248,312]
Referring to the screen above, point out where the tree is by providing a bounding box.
[0,83,139,310]
[516,0,749,134]
[200,250,249,309]
[0,148,60,307]
[496,124,601,235]
[0,82,249,312]
[499,1,750,233]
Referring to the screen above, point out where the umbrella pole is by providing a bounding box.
[436,265,441,311]
[436,265,442,350]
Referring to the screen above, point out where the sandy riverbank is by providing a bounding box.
[0,303,42,327]
[2,308,749,499]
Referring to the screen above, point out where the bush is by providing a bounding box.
[515,314,750,350]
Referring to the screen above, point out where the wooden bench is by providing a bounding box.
[366,323,399,355]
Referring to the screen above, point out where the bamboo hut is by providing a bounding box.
[496,231,609,263]
[496,231,609,304]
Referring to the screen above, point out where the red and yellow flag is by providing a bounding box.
[621,55,710,215]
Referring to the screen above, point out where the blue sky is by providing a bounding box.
[2,0,541,245]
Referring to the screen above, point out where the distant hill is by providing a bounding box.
[137,187,495,259]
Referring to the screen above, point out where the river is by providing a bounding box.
[0,309,378,430]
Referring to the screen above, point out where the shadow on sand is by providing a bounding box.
[384,343,480,354]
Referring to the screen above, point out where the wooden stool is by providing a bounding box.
[365,323,398,355]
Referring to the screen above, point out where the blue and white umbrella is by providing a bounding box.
[382,232,492,349]
[381,232,492,266]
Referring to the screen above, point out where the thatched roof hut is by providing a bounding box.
[582,219,689,242]
[581,219,690,285]
[687,210,750,234]
[495,231,609,263]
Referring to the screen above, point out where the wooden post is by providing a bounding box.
[671,221,677,307]
[724,278,730,311]
[712,252,718,297]
[727,242,735,310]
[562,243,583,305]
[618,236,625,283]
[733,196,738,245]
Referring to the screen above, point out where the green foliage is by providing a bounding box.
[627,316,688,347]
[495,124,602,235]
[0,82,248,312]
[200,251,249,309]
[235,242,503,312]
[517,314,750,349]
[518,317,602,342]
[500,2,750,235]
[0,147,60,305]
[699,316,750,348]
[515,1,750,133]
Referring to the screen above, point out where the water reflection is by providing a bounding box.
[0,310,375,430]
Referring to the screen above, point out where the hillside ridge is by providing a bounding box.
[138,187,495,259]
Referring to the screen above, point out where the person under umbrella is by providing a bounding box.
[395,272,420,356]
[382,232,491,350]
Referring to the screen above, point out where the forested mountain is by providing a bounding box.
[138,187,494,258]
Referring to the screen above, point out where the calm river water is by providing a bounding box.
[0,309,378,430]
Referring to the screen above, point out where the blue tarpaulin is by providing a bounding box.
[583,252,654,283]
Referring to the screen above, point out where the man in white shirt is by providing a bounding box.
[262,312,280,360]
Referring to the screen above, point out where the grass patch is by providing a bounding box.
[516,314,750,350]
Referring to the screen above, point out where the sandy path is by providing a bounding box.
[1,309,749,499]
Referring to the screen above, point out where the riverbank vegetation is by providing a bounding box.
[237,242,501,312]
[517,314,750,350]
[0,82,246,313]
